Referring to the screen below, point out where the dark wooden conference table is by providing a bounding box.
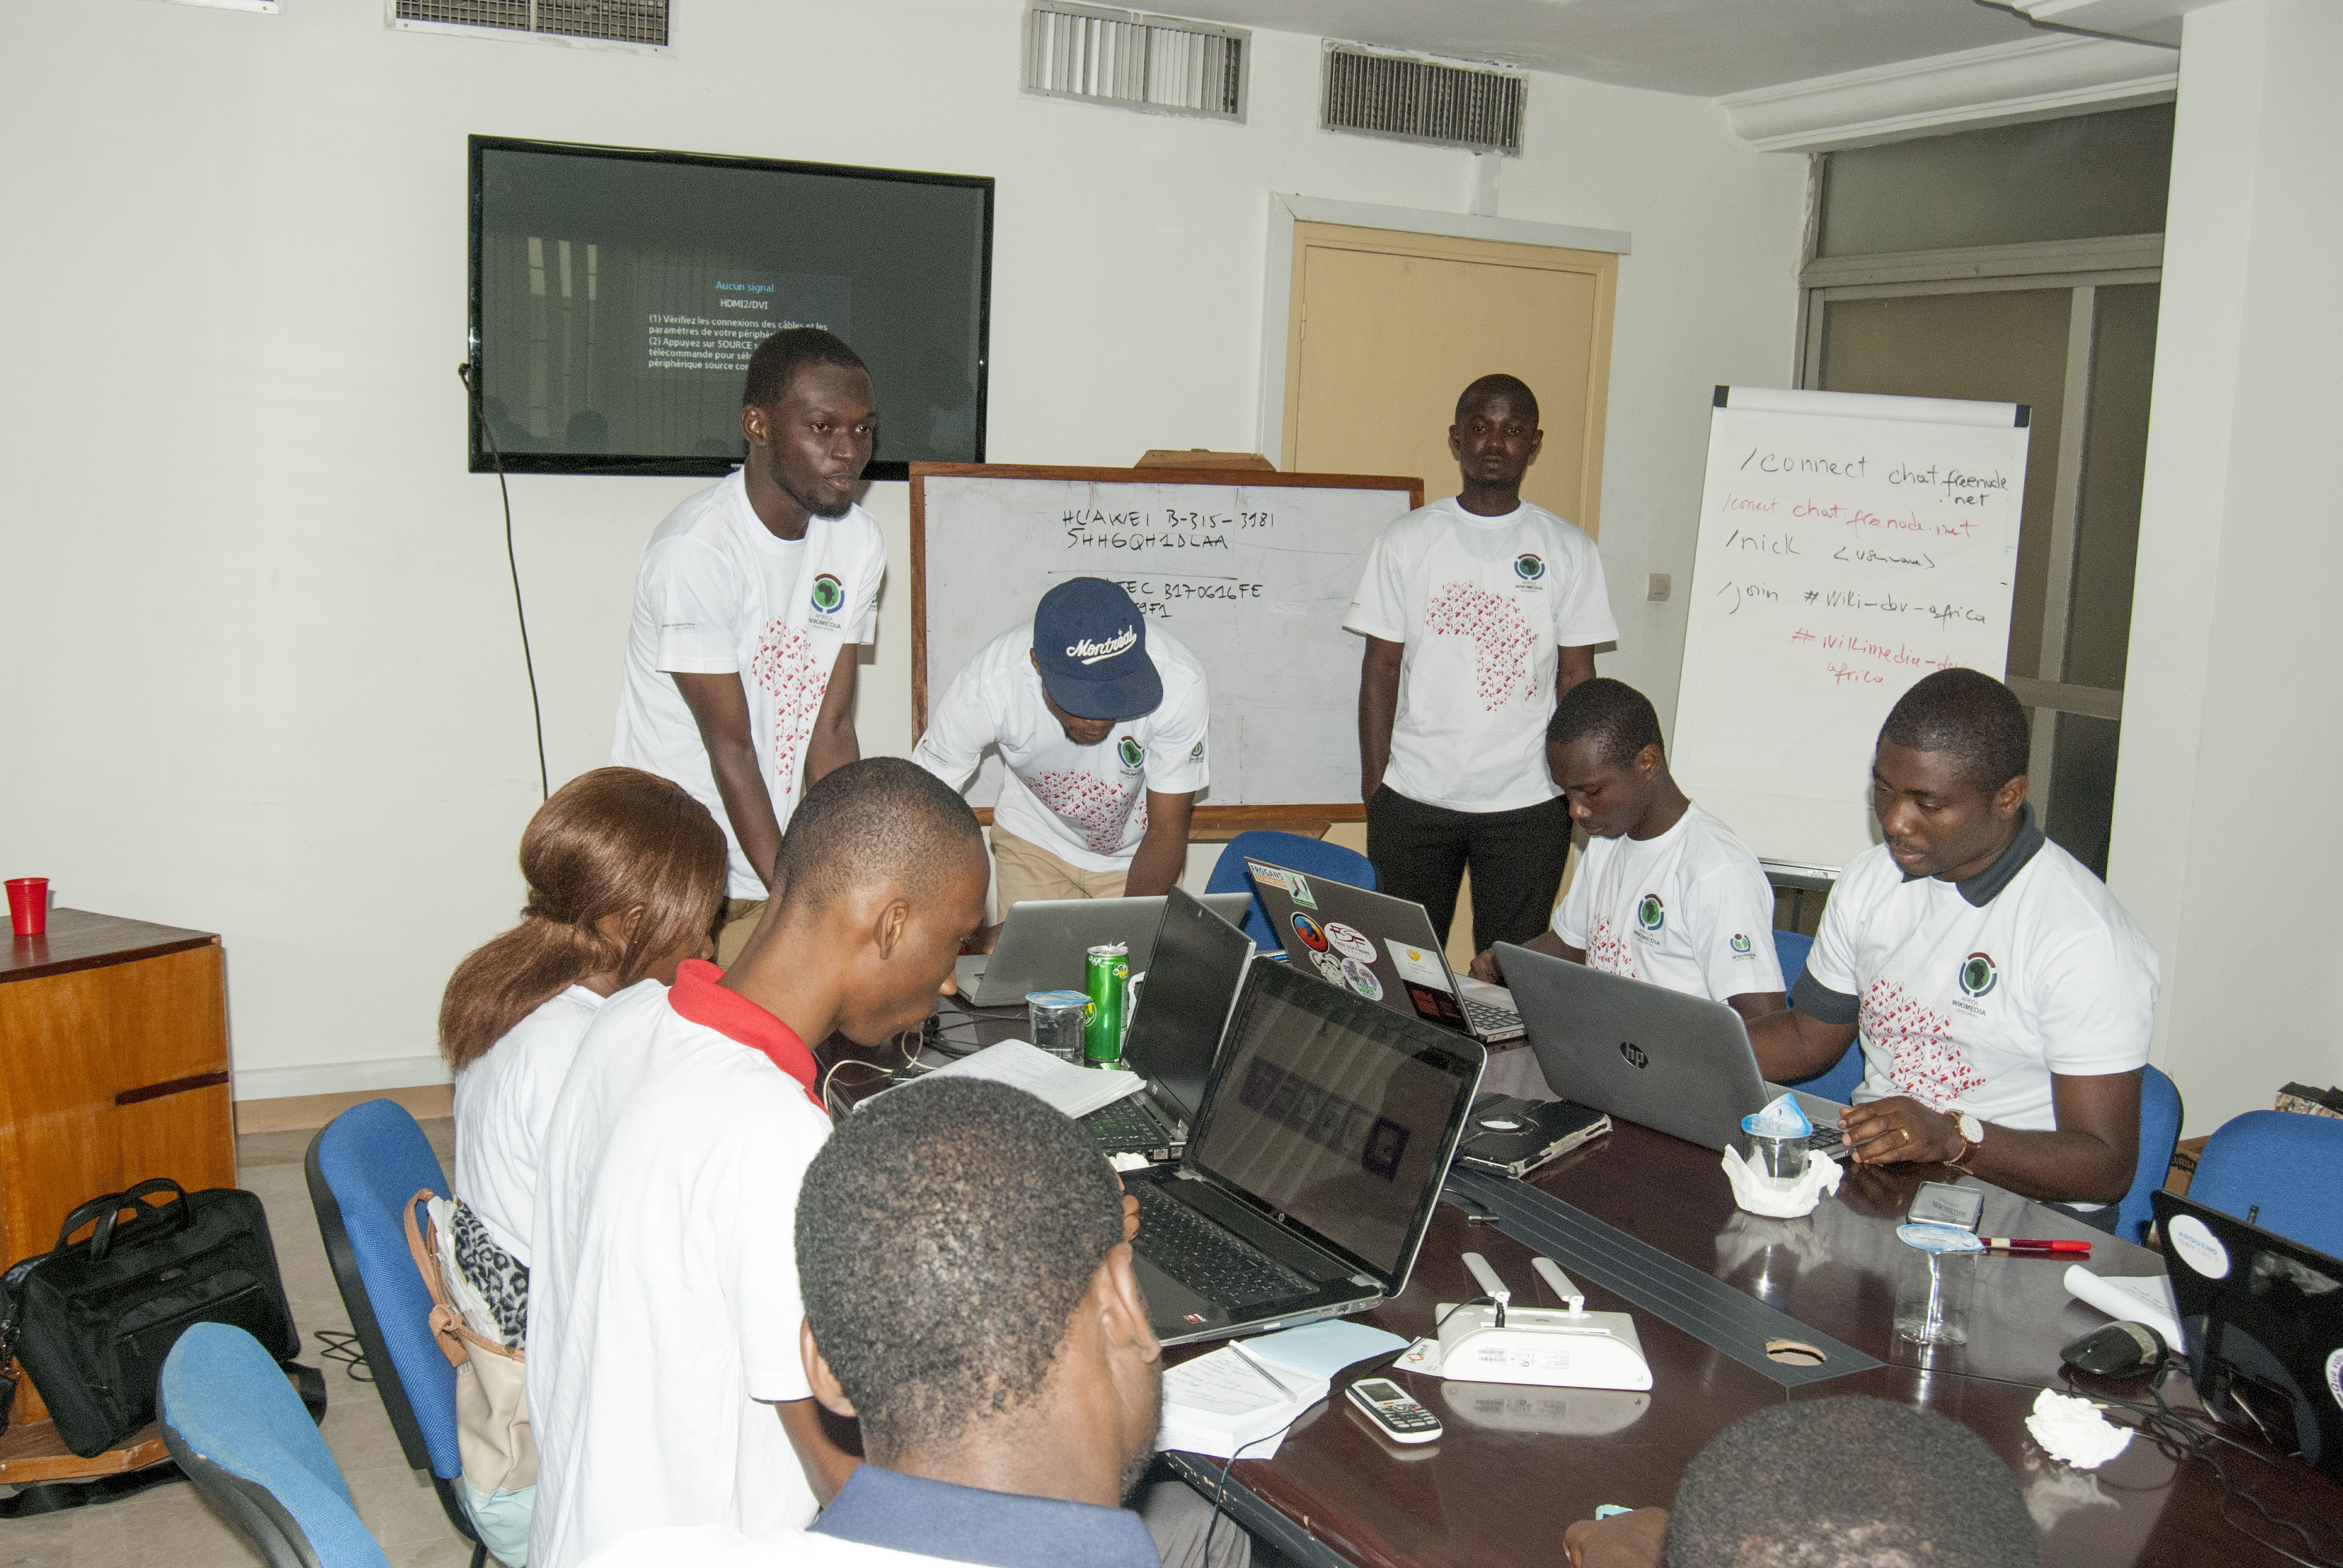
[820,1002,2343,1568]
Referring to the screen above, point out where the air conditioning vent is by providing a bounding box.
[1321,45,1524,155]
[392,0,668,47]
[1023,4,1247,123]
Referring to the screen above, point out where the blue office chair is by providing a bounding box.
[2112,1066,2184,1246]
[305,1100,488,1568]
[1771,929,1866,1104]
[1205,830,1378,955]
[159,1322,392,1568]
[2186,1109,2343,1258]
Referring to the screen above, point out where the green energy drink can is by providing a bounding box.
[1084,944,1129,1066]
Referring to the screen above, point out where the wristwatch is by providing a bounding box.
[1950,1112,1985,1172]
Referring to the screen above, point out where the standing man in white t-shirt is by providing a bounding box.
[1748,670,2158,1219]
[612,328,888,966]
[1470,678,1786,1021]
[527,759,992,1568]
[1347,374,1620,955]
[912,577,1208,929]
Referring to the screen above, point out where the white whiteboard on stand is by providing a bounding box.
[1671,387,2031,875]
[911,465,1421,817]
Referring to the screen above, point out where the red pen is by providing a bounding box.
[1974,1236,2091,1254]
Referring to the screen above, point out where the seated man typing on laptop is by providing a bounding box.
[584,1077,1237,1568]
[1745,670,2158,1222]
[1472,678,1785,1024]
[913,577,1208,948]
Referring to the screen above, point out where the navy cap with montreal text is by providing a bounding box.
[1032,578,1163,721]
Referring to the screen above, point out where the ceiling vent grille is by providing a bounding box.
[1322,45,1524,155]
[1023,4,1247,123]
[392,0,668,47]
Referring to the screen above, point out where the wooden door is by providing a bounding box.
[1284,222,1617,535]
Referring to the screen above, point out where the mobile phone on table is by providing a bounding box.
[1907,1181,1985,1232]
[1346,1377,1443,1443]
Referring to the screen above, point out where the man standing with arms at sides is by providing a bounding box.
[1747,669,2157,1221]
[612,327,886,966]
[1348,373,1619,954]
[1471,678,1785,1024]
[913,577,1207,941]
[528,759,992,1568]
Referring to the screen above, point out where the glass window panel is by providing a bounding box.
[1818,105,2174,257]
[2044,712,2121,880]
[2062,283,2159,689]
[1817,288,2071,680]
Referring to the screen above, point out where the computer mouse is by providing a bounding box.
[2059,1320,2167,1378]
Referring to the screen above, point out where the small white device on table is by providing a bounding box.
[1436,1253,1653,1391]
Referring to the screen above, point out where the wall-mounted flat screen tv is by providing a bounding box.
[468,136,992,479]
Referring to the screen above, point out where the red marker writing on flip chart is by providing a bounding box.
[1975,1237,2092,1255]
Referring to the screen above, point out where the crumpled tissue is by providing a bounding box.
[1721,1144,1842,1218]
[2025,1388,2133,1470]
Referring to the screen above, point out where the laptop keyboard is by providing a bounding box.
[1133,1183,1311,1307]
[1085,1098,1178,1158]
[1462,995,1522,1036]
[1809,1122,1845,1155]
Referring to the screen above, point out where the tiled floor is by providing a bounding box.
[0,1121,482,1568]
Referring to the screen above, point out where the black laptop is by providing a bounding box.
[1082,887,1256,1164]
[2152,1189,2343,1481]
[1129,956,1486,1347]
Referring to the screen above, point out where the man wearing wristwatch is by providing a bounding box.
[1746,670,2160,1227]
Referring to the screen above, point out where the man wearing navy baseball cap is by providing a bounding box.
[913,578,1210,937]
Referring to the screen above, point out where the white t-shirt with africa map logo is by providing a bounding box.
[1345,495,1618,814]
[1552,803,1784,1004]
[1794,811,2158,1133]
[612,471,885,898]
[911,620,1210,873]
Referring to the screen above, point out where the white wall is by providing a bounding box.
[0,0,1804,1096]
[2106,0,2343,1129]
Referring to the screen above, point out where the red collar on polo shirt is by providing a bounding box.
[667,959,827,1114]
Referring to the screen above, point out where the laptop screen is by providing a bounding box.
[1121,889,1254,1125]
[1186,960,1483,1285]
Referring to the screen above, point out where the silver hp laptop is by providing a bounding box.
[955,892,1254,1007]
[1132,955,1485,1347]
[1496,941,1847,1155]
[1244,859,1526,1045]
[1083,889,1257,1164]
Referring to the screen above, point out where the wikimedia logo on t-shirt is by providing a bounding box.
[1730,932,1752,956]
[810,574,845,614]
[1958,952,1999,999]
[1117,736,1144,771]
[1513,552,1547,582]
[1637,894,1666,934]
[1190,739,1205,761]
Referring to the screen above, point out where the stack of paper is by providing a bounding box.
[905,1039,1144,1120]
[2062,1266,2184,1349]
[1156,1320,1410,1460]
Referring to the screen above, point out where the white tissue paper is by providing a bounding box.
[1740,1092,1815,1140]
[1721,1145,1843,1218]
[2025,1388,2133,1471]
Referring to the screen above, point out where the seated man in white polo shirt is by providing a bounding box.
[1470,678,1785,1022]
[913,577,1208,933]
[526,758,991,1568]
[1747,668,2158,1220]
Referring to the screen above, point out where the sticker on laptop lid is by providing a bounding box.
[1340,957,1384,1001]
[2327,1348,2342,1415]
[1387,941,1453,991]
[1290,913,1330,953]
[1311,950,1348,984]
[2168,1214,2230,1281]
[1323,920,1377,962]
[1245,860,1293,893]
[1287,874,1317,909]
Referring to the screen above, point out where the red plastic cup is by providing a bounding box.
[7,878,48,938]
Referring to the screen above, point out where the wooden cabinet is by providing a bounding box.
[1,909,234,1426]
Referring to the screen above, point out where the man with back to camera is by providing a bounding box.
[526,758,989,1568]
[579,1076,1248,1568]
[1348,373,1619,955]
[611,327,886,967]
[912,577,1208,941]
[1746,668,2158,1221]
[1468,677,1786,1022]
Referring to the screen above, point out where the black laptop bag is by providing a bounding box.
[1,1178,303,1456]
